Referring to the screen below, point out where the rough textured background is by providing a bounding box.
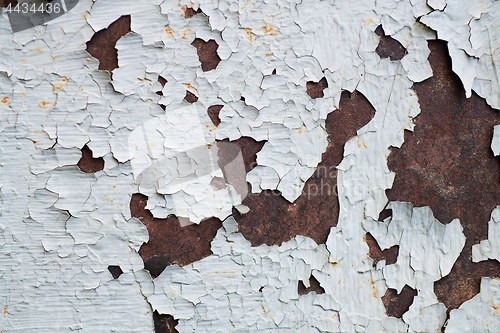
[78,12,500,331]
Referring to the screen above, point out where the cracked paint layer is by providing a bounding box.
[421,0,500,110]
[1,0,499,331]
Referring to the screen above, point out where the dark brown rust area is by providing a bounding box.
[0,0,16,8]
[207,105,223,126]
[217,137,266,173]
[191,38,221,72]
[306,77,328,99]
[107,265,123,279]
[375,25,406,61]
[131,193,222,268]
[382,286,417,318]
[77,145,104,173]
[153,311,179,333]
[386,40,500,312]
[86,15,131,72]
[365,232,398,267]
[182,6,201,19]
[234,90,375,247]
[298,275,325,295]
[184,90,198,104]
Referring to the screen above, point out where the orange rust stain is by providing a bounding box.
[164,28,173,37]
[362,236,366,242]
[364,18,373,26]
[264,25,278,36]
[182,29,192,39]
[493,305,499,311]
[38,101,50,107]
[86,57,90,61]
[298,128,304,135]
[331,262,337,267]
[34,47,43,54]
[83,13,88,19]
[3,308,6,315]
[181,6,187,15]
[1,97,9,104]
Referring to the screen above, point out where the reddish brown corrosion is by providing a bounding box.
[306,77,328,99]
[207,105,223,126]
[153,311,179,333]
[184,90,198,104]
[0,0,16,8]
[387,40,500,312]
[86,15,131,72]
[131,193,222,267]
[77,145,104,173]
[298,275,325,295]
[183,6,201,19]
[191,39,221,72]
[234,90,375,246]
[382,286,417,318]
[217,137,266,173]
[365,232,398,268]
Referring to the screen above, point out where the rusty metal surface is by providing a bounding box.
[77,145,104,173]
[387,40,500,312]
[130,193,222,268]
[86,15,131,72]
[234,90,375,247]
[78,11,500,330]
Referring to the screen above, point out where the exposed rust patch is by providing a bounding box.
[365,232,398,267]
[217,137,266,173]
[234,90,375,246]
[107,265,123,279]
[386,40,500,312]
[153,311,179,333]
[306,77,328,99]
[191,39,221,72]
[184,90,198,104]
[207,105,223,126]
[375,25,406,61]
[298,275,325,295]
[77,145,104,173]
[132,194,222,267]
[382,286,417,318]
[86,15,131,72]
[182,6,201,19]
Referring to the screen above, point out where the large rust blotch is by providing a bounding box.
[131,194,222,268]
[382,286,417,319]
[77,145,104,173]
[386,40,500,312]
[86,15,131,72]
[191,38,221,72]
[235,90,376,247]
